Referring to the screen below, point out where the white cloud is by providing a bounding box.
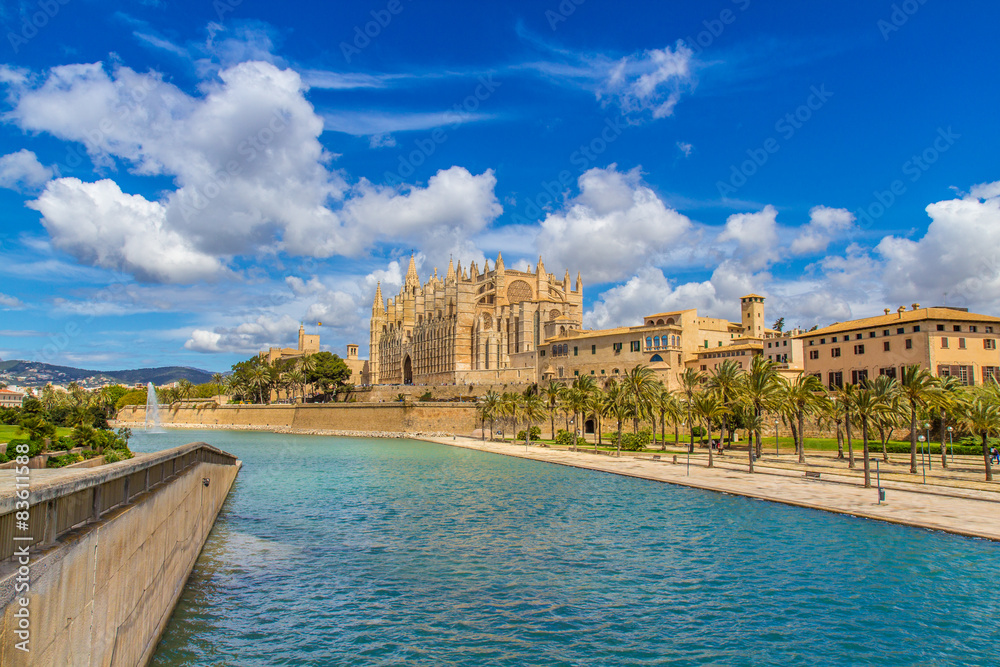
[29,178,226,283]
[537,165,693,283]
[717,205,780,271]
[0,293,24,309]
[876,182,1000,311]
[0,149,53,191]
[604,43,695,119]
[185,314,301,353]
[790,206,855,255]
[676,142,693,158]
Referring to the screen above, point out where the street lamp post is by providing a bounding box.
[918,434,926,484]
[774,420,779,456]
[683,422,689,476]
[947,426,954,465]
[924,422,931,471]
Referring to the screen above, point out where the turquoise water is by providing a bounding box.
[137,430,1000,666]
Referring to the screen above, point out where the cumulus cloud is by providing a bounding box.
[0,150,53,191]
[28,178,226,283]
[185,314,301,353]
[717,205,780,271]
[790,206,855,255]
[877,182,1000,310]
[4,60,503,282]
[537,165,692,283]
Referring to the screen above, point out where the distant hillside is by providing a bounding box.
[0,360,215,387]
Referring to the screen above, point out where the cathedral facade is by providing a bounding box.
[369,254,583,385]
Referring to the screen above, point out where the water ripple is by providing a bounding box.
[135,431,1000,666]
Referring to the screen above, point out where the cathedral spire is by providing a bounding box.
[536,255,545,276]
[446,256,456,282]
[576,271,583,293]
[496,251,504,272]
[405,253,419,290]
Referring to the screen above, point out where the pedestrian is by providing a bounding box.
[991,446,1000,464]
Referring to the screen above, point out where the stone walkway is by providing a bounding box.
[420,436,1000,542]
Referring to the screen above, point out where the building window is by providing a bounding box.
[851,369,868,385]
[971,326,978,333]
[897,328,904,334]
[591,344,596,355]
[574,370,580,376]
[905,339,913,349]
[987,327,995,334]
[809,341,815,346]
[828,371,843,389]
[985,339,996,350]
[984,367,999,384]
[591,370,595,374]
[913,325,921,332]
[809,350,819,360]
[941,338,949,349]
[832,336,838,343]
[883,341,891,352]
[701,365,707,371]
[768,342,772,348]
[540,350,546,357]
[820,338,826,344]
[869,331,876,338]
[601,369,605,374]
[880,367,896,379]
[653,336,660,348]
[831,348,842,358]
[574,347,579,356]
[854,344,865,355]
[856,334,863,340]
[613,342,622,353]
[883,330,890,336]
[704,339,709,348]
[646,337,653,349]
[937,324,945,331]
[959,338,967,349]
[954,325,962,332]
[630,340,640,352]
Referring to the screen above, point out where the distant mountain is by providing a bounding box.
[0,360,216,387]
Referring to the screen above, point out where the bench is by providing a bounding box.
[804,471,821,480]
[652,455,661,460]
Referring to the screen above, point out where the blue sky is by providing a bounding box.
[1,0,999,372]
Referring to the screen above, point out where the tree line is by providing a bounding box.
[475,358,1000,485]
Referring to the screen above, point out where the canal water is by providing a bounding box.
[136,430,1000,666]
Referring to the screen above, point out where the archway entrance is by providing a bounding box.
[403,356,413,385]
[585,419,595,434]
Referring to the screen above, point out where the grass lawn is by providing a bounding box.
[0,424,73,442]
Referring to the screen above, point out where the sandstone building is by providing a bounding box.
[369,254,583,385]
[796,304,1000,388]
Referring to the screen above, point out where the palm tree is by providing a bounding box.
[622,365,657,437]
[707,360,744,449]
[782,373,826,463]
[898,365,939,474]
[741,356,780,473]
[693,392,727,468]
[564,386,590,449]
[499,392,522,443]
[299,354,317,400]
[478,390,501,441]
[852,387,890,488]
[678,368,705,454]
[654,386,682,451]
[585,388,606,450]
[870,374,902,462]
[542,380,563,440]
[961,396,998,481]
[932,375,966,468]
[521,393,548,446]
[603,379,633,457]
[835,384,858,469]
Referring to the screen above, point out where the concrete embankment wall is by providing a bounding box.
[117,402,479,434]
[0,448,239,666]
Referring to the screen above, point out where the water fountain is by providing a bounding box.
[145,382,164,432]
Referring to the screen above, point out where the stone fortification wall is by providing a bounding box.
[351,382,535,403]
[0,453,239,666]
[117,402,479,435]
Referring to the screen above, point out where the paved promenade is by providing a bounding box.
[421,436,1000,542]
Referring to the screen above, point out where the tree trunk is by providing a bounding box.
[688,404,694,453]
[909,406,918,473]
[707,419,714,468]
[674,421,679,448]
[845,409,855,469]
[862,419,871,488]
[880,427,890,463]
[836,421,844,459]
[983,431,994,482]
[939,409,948,469]
[572,411,579,448]
[550,412,555,441]
[797,410,806,463]
[616,419,623,457]
[790,422,798,458]
[660,412,666,451]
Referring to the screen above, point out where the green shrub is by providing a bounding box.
[555,429,575,446]
[516,426,542,441]
[103,449,134,464]
[46,453,84,468]
[81,449,100,459]
[418,392,433,401]
[6,439,43,461]
[51,436,75,452]
[690,426,706,438]
[609,430,652,451]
